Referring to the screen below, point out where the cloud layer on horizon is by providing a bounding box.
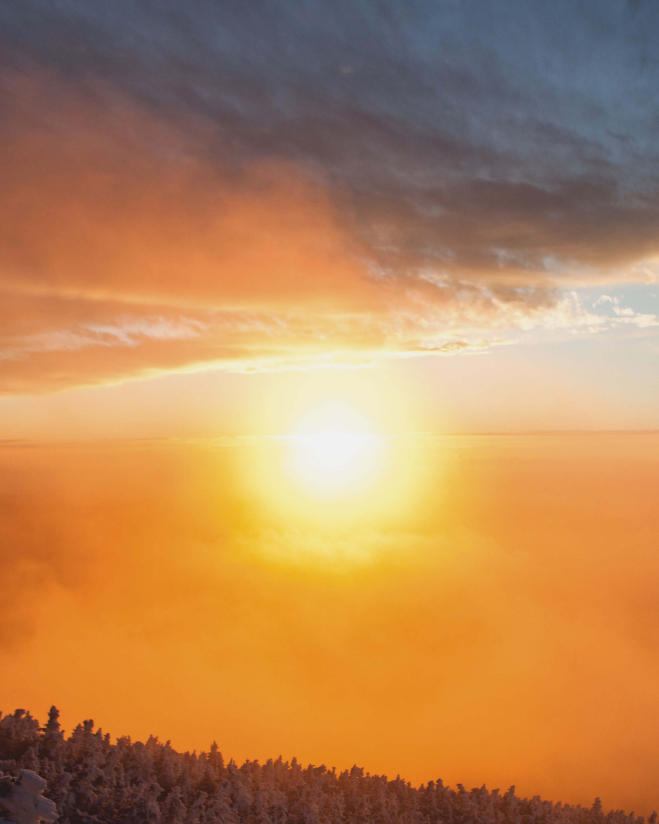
[1,0,659,393]
[4,436,659,811]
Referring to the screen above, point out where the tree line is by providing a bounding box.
[0,708,653,824]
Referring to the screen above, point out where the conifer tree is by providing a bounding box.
[0,707,654,824]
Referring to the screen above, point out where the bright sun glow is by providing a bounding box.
[286,402,381,495]
[242,398,426,542]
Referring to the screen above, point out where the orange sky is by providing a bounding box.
[0,68,657,440]
[2,435,659,814]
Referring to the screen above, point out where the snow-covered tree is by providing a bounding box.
[0,770,58,824]
[0,707,655,824]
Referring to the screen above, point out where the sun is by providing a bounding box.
[289,431,377,492]
[286,402,381,495]
[243,396,424,542]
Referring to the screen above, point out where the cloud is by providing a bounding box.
[1,2,659,392]
[4,437,659,811]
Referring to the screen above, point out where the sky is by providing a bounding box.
[2,0,659,816]
[0,0,658,434]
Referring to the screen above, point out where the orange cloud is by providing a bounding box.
[0,70,656,395]
[3,435,659,812]
[0,73,377,309]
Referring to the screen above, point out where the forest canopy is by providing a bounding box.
[0,708,653,824]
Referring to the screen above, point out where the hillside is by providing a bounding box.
[0,708,651,824]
